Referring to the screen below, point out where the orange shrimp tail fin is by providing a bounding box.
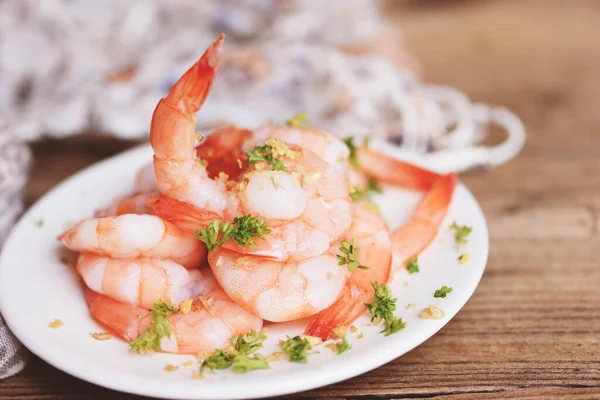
[84,288,149,341]
[304,285,371,341]
[147,196,224,235]
[391,173,457,265]
[166,34,224,114]
[358,147,443,191]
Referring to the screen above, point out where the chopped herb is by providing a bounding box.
[229,215,271,248]
[195,216,270,251]
[129,299,178,353]
[230,328,268,355]
[201,350,234,372]
[337,240,368,272]
[34,219,44,228]
[232,354,269,374]
[194,220,233,252]
[450,222,472,248]
[247,144,287,171]
[364,282,405,336]
[382,316,406,336]
[281,336,312,363]
[406,257,419,274]
[286,111,309,127]
[343,136,360,167]
[434,285,453,298]
[336,337,351,355]
[201,329,269,374]
[60,256,69,265]
[349,178,383,202]
[364,282,397,323]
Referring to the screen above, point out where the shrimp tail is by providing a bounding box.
[358,147,442,191]
[166,34,224,114]
[391,173,457,266]
[85,288,149,341]
[304,285,371,340]
[147,196,224,235]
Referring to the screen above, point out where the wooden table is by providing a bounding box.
[2,1,599,398]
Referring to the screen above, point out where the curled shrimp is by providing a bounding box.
[207,244,349,322]
[94,193,156,217]
[59,214,206,270]
[150,35,351,261]
[84,269,262,354]
[305,164,457,340]
[76,253,202,309]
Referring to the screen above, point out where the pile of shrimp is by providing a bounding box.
[59,34,457,355]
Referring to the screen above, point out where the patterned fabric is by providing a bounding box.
[0,133,30,379]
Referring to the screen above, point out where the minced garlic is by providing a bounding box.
[183,360,194,367]
[333,326,347,338]
[407,303,416,310]
[459,253,470,264]
[90,332,111,341]
[179,299,193,314]
[266,352,285,362]
[164,364,178,372]
[357,333,364,340]
[304,335,323,347]
[48,319,63,329]
[350,325,358,333]
[419,305,445,320]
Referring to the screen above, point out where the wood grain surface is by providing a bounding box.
[2,1,599,399]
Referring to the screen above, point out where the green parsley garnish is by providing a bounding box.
[247,145,286,171]
[229,215,271,248]
[195,215,270,251]
[364,282,406,336]
[195,220,233,251]
[129,299,178,353]
[281,336,312,363]
[382,316,407,336]
[286,111,309,127]
[434,285,453,298]
[230,328,268,355]
[201,328,269,374]
[343,136,360,168]
[336,337,352,355]
[34,219,44,228]
[349,178,383,202]
[337,240,369,272]
[406,257,419,274]
[232,354,269,374]
[450,222,472,248]
[202,349,234,371]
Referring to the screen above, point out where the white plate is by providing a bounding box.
[0,143,488,400]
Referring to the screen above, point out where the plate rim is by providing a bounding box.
[0,143,489,399]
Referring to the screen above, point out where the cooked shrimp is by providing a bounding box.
[94,193,156,217]
[84,269,263,354]
[207,245,349,322]
[59,214,206,269]
[150,35,351,261]
[305,168,457,340]
[77,253,201,309]
[135,163,159,194]
[304,203,391,339]
[251,124,350,168]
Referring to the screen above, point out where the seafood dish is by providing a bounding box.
[58,34,470,374]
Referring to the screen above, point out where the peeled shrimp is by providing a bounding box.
[77,253,201,309]
[59,214,206,270]
[150,35,351,261]
[85,269,262,354]
[305,165,457,340]
[94,193,156,217]
[207,244,348,322]
[304,203,391,339]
